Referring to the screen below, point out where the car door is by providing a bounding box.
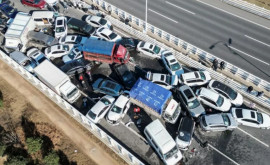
[241,119,259,128]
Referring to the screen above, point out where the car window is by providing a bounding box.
[101,34,109,39]
[242,119,259,124]
[201,96,216,106]
[97,106,108,117]
[186,80,197,83]
[91,21,99,25]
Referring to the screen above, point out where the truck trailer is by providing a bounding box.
[82,39,130,64]
[129,78,181,124]
[34,60,81,103]
[4,12,35,52]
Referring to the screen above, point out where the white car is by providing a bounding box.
[179,71,211,87]
[86,95,115,124]
[146,72,178,90]
[137,41,165,58]
[106,95,130,125]
[196,88,231,112]
[85,15,112,29]
[26,48,47,65]
[208,80,243,106]
[231,108,270,129]
[54,16,67,39]
[161,51,184,76]
[44,44,73,60]
[62,47,82,63]
[59,35,87,45]
[96,27,122,42]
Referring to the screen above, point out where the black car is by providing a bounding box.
[176,116,195,150]
[60,58,94,76]
[66,17,96,36]
[117,37,139,51]
[27,31,59,47]
[113,64,136,89]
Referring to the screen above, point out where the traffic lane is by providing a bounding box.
[104,0,270,81]
[98,118,162,165]
[196,128,270,165]
[146,0,270,65]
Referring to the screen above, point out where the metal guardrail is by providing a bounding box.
[86,0,270,109]
[221,0,270,20]
[0,49,144,165]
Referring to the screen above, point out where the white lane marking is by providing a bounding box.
[237,127,269,147]
[243,100,270,115]
[165,1,196,15]
[228,46,270,65]
[148,9,178,23]
[245,35,270,47]
[196,0,270,31]
[208,144,240,165]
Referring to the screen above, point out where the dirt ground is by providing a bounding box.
[0,59,127,165]
[243,0,270,10]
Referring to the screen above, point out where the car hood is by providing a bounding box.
[231,93,243,107]
[190,104,205,117]
[219,97,231,112]
[107,111,121,121]
[262,114,270,128]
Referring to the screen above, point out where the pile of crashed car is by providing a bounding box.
[1,2,270,165]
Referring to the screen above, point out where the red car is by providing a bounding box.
[21,0,46,9]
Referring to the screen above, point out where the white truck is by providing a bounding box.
[4,12,35,52]
[34,60,81,103]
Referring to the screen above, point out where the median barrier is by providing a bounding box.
[85,0,270,110]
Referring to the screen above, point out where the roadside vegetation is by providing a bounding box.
[0,82,96,165]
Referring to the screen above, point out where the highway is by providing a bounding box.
[9,1,270,165]
[104,0,270,82]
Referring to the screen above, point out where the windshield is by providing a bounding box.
[222,114,230,126]
[178,131,191,142]
[56,27,65,33]
[123,71,132,81]
[100,98,111,105]
[188,98,200,109]
[37,56,46,64]
[227,88,237,100]
[171,63,181,71]
[63,45,69,51]
[67,88,78,99]
[165,75,171,84]
[216,96,224,107]
[257,112,263,124]
[109,33,117,39]
[99,18,107,25]
[87,110,96,120]
[76,36,82,43]
[164,146,178,160]
[34,0,41,4]
[199,72,206,80]
[153,45,161,54]
[110,105,122,114]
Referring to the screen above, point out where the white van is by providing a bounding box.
[31,11,55,26]
[144,119,182,165]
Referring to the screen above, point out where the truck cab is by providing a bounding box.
[59,81,81,103]
[113,44,130,64]
[163,98,181,124]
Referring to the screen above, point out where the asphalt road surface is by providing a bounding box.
[104,0,270,82]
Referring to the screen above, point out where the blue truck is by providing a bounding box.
[129,78,181,124]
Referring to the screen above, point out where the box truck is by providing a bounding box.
[34,60,81,103]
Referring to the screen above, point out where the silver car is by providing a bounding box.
[200,113,238,132]
[177,85,205,118]
[10,51,36,73]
